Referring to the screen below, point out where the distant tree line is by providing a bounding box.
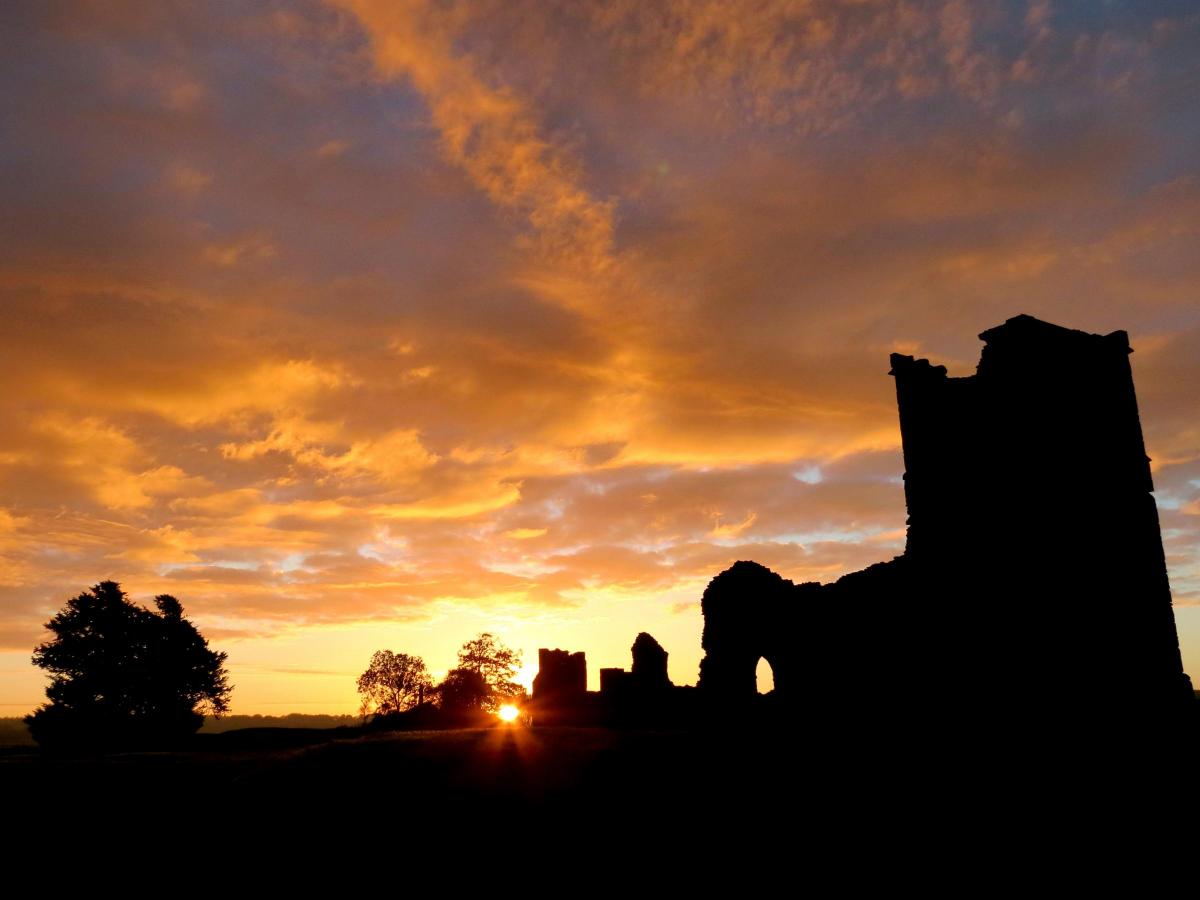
[198,714,360,733]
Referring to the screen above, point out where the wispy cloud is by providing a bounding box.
[1,0,1199,710]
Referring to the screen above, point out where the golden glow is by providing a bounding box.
[497,704,520,723]
[1,2,1199,718]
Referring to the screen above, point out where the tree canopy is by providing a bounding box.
[437,666,492,714]
[25,581,232,748]
[452,633,524,712]
[356,650,433,717]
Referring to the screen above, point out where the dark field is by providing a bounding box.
[3,718,1193,875]
[0,720,836,857]
[1,723,800,818]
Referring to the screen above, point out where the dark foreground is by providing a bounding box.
[4,724,802,825]
[4,722,1195,878]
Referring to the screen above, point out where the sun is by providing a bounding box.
[497,704,520,723]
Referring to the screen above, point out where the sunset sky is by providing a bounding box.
[2,1,1198,715]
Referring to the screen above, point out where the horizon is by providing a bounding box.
[3,2,1199,716]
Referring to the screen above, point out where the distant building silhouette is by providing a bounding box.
[530,649,588,724]
[630,632,672,691]
[528,634,699,726]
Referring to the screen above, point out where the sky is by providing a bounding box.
[2,0,1198,715]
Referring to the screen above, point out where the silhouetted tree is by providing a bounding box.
[454,633,523,712]
[25,581,232,748]
[356,650,433,718]
[437,666,492,714]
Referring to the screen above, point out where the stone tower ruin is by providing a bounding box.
[699,314,1195,739]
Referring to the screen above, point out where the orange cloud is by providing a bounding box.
[1,1,1199,713]
[340,0,618,310]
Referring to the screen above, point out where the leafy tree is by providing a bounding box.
[436,666,492,715]
[25,581,232,748]
[356,650,433,718]
[453,633,523,712]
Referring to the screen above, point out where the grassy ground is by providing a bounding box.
[3,720,1192,872]
[0,723,808,839]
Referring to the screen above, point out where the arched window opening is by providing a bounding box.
[755,657,775,695]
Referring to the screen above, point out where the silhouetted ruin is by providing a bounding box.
[893,317,1192,725]
[698,562,812,699]
[631,633,672,690]
[530,649,589,724]
[532,649,586,704]
[528,633,699,726]
[694,315,1195,739]
[531,315,1197,742]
